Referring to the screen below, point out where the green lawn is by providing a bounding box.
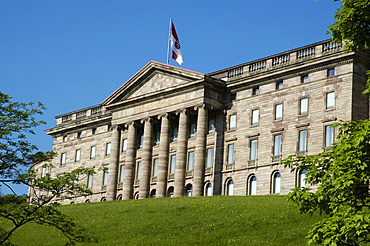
[8,196,323,246]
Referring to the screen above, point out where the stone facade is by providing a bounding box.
[29,40,370,204]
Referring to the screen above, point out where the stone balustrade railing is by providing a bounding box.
[211,40,343,81]
[57,105,111,126]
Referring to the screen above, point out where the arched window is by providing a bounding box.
[272,172,281,194]
[205,183,213,196]
[299,170,307,188]
[185,184,193,197]
[167,186,174,197]
[85,199,90,203]
[116,194,122,200]
[226,179,234,196]
[249,176,257,195]
[134,192,139,199]
[150,189,156,198]
[100,197,107,202]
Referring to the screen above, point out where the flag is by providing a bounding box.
[169,21,183,65]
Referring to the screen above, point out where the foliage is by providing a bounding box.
[5,196,324,246]
[0,92,96,245]
[284,120,370,245]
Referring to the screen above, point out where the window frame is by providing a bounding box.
[251,109,259,126]
[298,129,308,152]
[75,149,81,162]
[325,125,334,148]
[326,91,335,110]
[301,74,309,83]
[105,142,112,156]
[229,114,237,130]
[276,81,283,90]
[227,143,235,164]
[119,165,125,183]
[274,103,283,121]
[206,148,214,168]
[252,87,260,95]
[60,152,67,166]
[122,139,128,152]
[170,155,177,174]
[187,151,195,171]
[299,97,309,116]
[90,146,96,159]
[273,134,282,156]
[249,139,258,160]
[152,158,159,177]
[327,68,335,77]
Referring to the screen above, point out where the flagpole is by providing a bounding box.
[166,18,172,64]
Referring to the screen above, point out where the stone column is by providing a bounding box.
[122,122,137,200]
[106,125,121,200]
[156,113,170,198]
[193,105,208,196]
[174,109,188,197]
[139,118,153,199]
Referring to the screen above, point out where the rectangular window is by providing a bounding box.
[251,109,259,126]
[119,165,125,183]
[61,152,66,165]
[298,130,307,152]
[105,142,111,156]
[102,169,108,186]
[170,155,176,174]
[250,139,258,160]
[63,136,67,142]
[122,139,128,152]
[252,87,260,95]
[208,118,215,134]
[136,161,142,179]
[327,68,335,77]
[227,144,235,164]
[325,125,334,147]
[75,149,81,162]
[152,159,159,177]
[275,104,283,121]
[172,127,178,141]
[187,152,195,171]
[77,131,82,139]
[229,114,236,130]
[87,173,93,189]
[273,135,282,156]
[190,123,197,138]
[155,130,160,145]
[138,135,144,149]
[90,146,96,159]
[276,81,283,90]
[301,75,309,83]
[326,92,335,110]
[300,98,308,115]
[206,148,214,168]
[92,128,97,135]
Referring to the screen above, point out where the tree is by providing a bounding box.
[284,2,370,245]
[0,92,96,245]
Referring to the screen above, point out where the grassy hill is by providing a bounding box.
[9,196,323,246]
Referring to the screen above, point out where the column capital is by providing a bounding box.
[140,117,152,124]
[124,121,137,128]
[175,108,188,116]
[194,103,213,111]
[157,113,169,120]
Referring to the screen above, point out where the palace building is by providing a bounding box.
[29,40,370,203]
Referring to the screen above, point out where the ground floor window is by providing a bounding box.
[226,179,234,196]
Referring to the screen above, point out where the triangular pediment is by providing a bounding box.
[102,61,204,106]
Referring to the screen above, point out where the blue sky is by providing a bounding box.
[0,0,341,194]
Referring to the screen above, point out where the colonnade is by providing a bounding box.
[106,104,209,200]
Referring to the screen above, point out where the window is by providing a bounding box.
[298,130,307,152]
[168,187,174,197]
[251,109,259,126]
[250,139,258,160]
[61,153,66,165]
[229,114,236,130]
[107,124,112,131]
[208,118,215,134]
[92,128,97,135]
[138,134,144,149]
[136,161,142,180]
[301,75,309,83]
[227,144,235,164]
[252,87,260,95]
[122,139,128,152]
[187,152,195,171]
[325,125,334,147]
[227,179,234,196]
[119,165,125,183]
[63,136,67,142]
[275,103,283,121]
[327,68,335,77]
[205,183,213,196]
[90,146,96,159]
[77,131,82,138]
[152,158,159,177]
[150,189,156,198]
[155,130,160,145]
[206,148,214,168]
[249,176,257,195]
[75,149,81,162]
[276,81,283,90]
[299,98,308,116]
[105,142,111,156]
[102,169,108,186]
[299,170,307,188]
[272,172,281,194]
[87,173,93,189]
[326,92,335,110]
[170,155,176,174]
[172,127,178,141]
[273,135,282,156]
[190,123,197,138]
